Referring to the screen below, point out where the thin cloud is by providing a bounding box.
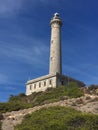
[0,73,14,85]
[0,39,49,65]
[0,0,51,17]
[0,74,8,84]
[0,34,49,88]
[0,0,24,16]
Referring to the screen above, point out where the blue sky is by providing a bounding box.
[0,0,98,102]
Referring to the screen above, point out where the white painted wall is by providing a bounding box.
[26,75,57,95]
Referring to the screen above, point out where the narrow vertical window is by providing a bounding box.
[49,79,52,85]
[39,82,41,87]
[30,85,32,90]
[44,81,46,86]
[34,84,36,89]
[51,40,53,44]
[51,57,53,61]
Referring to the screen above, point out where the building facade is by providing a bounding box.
[26,13,84,95]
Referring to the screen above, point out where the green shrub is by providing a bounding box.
[64,82,84,98]
[32,82,84,106]
[0,102,32,113]
[15,106,98,130]
[0,82,84,113]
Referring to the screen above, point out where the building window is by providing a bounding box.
[30,85,32,90]
[39,82,41,87]
[34,84,36,89]
[49,79,52,85]
[44,81,46,86]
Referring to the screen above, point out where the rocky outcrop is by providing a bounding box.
[1,94,98,130]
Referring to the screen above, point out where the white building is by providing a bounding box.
[26,13,84,95]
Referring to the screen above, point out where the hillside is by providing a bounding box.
[0,82,84,113]
[15,106,98,130]
[1,82,98,130]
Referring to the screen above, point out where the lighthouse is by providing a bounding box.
[49,13,62,74]
[26,13,85,95]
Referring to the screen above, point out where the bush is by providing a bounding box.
[32,82,84,106]
[15,106,98,130]
[0,102,32,113]
[64,82,84,98]
[0,82,84,113]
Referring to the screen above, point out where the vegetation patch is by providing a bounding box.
[0,101,32,113]
[15,106,98,130]
[32,82,84,106]
[0,82,84,113]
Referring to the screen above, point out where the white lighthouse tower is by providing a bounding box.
[49,13,62,74]
[26,13,84,95]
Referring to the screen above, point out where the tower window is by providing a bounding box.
[51,40,53,44]
[51,57,53,61]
